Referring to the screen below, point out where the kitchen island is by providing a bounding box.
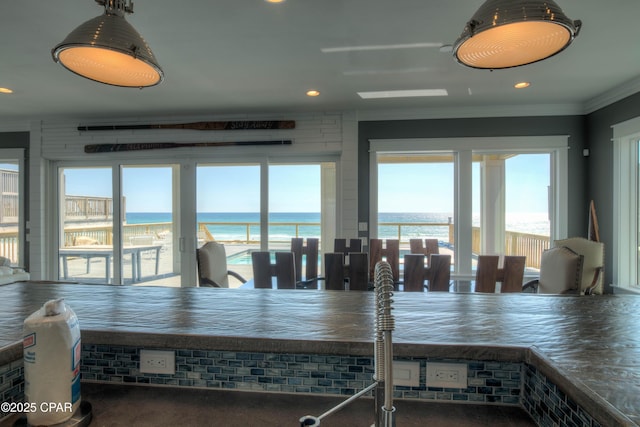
[1,282,639,426]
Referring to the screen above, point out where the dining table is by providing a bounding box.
[59,244,162,283]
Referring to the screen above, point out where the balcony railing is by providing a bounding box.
[0,169,19,224]
[197,221,321,244]
[0,218,551,269]
[62,222,173,247]
[0,229,19,262]
[195,220,548,269]
[0,180,115,225]
[377,221,549,268]
[64,196,114,222]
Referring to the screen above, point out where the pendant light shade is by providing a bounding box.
[453,0,581,69]
[52,0,163,88]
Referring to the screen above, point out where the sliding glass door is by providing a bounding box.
[55,158,337,287]
[58,167,114,283]
[268,164,322,250]
[196,164,261,284]
[57,165,182,285]
[122,166,179,286]
[195,162,334,285]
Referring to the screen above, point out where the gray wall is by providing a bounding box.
[587,92,640,287]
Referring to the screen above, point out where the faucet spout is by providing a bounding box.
[374,261,396,427]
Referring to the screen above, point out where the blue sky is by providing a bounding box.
[504,154,550,213]
[378,153,549,213]
[62,164,322,212]
[62,154,548,213]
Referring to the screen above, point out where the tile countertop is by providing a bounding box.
[1,282,640,426]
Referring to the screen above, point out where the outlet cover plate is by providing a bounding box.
[426,362,467,389]
[140,349,175,375]
[392,361,420,387]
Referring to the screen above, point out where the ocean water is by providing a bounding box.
[126,212,549,241]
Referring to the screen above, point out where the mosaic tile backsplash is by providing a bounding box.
[0,359,24,420]
[0,344,604,427]
[79,344,521,404]
[523,364,603,427]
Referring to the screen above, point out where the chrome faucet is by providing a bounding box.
[299,261,396,427]
[374,261,396,427]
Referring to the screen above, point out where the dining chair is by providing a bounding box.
[499,256,527,293]
[475,255,527,293]
[475,255,500,293]
[324,252,369,291]
[554,237,604,295]
[196,241,247,288]
[403,254,427,291]
[409,238,439,257]
[334,238,362,257]
[368,239,400,284]
[403,253,451,292]
[410,238,439,274]
[251,251,296,289]
[523,246,583,294]
[291,237,320,288]
[428,254,452,291]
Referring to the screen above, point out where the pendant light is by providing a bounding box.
[453,0,581,69]
[52,0,164,88]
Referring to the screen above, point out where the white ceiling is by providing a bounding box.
[1,0,639,121]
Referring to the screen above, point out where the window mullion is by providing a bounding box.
[456,150,474,278]
[112,165,123,285]
[260,160,269,251]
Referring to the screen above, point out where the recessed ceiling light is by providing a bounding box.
[357,89,448,99]
[265,0,285,3]
[321,42,441,53]
[306,90,320,97]
[514,82,531,89]
[0,88,13,94]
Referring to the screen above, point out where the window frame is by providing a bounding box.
[0,149,26,266]
[612,116,640,289]
[369,136,569,278]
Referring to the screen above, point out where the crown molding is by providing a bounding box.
[355,103,584,122]
[584,75,640,114]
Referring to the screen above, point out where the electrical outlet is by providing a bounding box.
[140,349,175,374]
[426,362,467,388]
